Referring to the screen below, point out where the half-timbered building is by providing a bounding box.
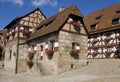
[27,5,88,75]
[84,4,120,59]
[4,8,46,72]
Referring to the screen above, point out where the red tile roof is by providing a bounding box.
[84,3,120,34]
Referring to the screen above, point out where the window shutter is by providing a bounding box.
[45,40,49,53]
[54,38,59,51]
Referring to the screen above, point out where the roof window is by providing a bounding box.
[96,15,102,20]
[112,18,120,25]
[116,10,120,13]
[91,24,98,30]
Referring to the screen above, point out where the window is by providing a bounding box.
[112,18,119,25]
[50,40,54,50]
[106,32,111,37]
[74,26,80,33]
[108,48,112,52]
[96,15,102,19]
[91,24,97,30]
[72,42,76,50]
[94,48,98,53]
[31,45,34,53]
[9,50,12,60]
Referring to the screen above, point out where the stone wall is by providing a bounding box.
[58,30,88,73]
[28,30,88,75]
[4,38,28,73]
[17,44,28,72]
[28,33,59,75]
[4,40,17,72]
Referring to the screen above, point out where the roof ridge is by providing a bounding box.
[19,7,46,19]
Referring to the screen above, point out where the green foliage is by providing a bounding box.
[46,50,54,60]
[115,45,120,58]
[115,50,120,58]
[27,60,34,69]
[70,50,79,59]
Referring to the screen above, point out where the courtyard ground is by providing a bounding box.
[0,59,120,82]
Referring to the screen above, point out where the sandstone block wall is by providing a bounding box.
[58,31,88,73]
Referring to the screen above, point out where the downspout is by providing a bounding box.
[15,22,20,74]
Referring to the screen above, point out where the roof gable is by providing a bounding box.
[28,5,84,40]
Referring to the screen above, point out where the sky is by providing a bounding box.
[0,0,120,29]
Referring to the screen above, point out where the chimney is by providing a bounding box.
[59,6,65,12]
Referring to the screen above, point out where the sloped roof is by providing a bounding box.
[84,3,120,34]
[0,29,7,36]
[28,5,83,41]
[4,8,46,29]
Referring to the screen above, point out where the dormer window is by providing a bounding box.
[96,15,102,20]
[112,18,120,25]
[68,18,73,22]
[116,10,120,13]
[91,24,97,30]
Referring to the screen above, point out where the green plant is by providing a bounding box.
[115,47,120,58]
[46,50,54,60]
[27,60,34,69]
[70,50,79,59]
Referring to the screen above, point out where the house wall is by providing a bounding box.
[4,40,17,72]
[28,28,88,75]
[4,37,28,72]
[88,29,120,59]
[28,33,59,75]
[58,30,87,73]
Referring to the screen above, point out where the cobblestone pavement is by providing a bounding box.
[0,59,120,82]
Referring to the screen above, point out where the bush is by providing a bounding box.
[70,50,79,59]
[46,50,54,60]
[27,60,34,69]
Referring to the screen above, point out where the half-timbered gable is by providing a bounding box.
[63,15,86,34]
[84,3,120,59]
[20,8,46,32]
[28,5,88,75]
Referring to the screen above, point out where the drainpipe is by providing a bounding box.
[15,24,20,74]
